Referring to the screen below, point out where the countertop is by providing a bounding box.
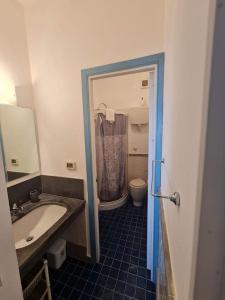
[14,193,85,274]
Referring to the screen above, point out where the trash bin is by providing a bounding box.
[46,239,66,269]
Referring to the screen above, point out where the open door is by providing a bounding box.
[147,68,157,280]
[147,64,164,282]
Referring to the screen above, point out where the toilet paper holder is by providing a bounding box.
[151,159,180,206]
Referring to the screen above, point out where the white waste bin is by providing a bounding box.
[46,238,66,269]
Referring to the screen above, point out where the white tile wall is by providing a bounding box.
[128,155,148,182]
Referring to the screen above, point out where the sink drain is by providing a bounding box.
[26,236,34,242]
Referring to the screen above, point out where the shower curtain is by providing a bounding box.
[95,113,128,202]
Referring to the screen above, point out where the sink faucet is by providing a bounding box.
[11,202,24,217]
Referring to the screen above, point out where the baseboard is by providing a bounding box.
[157,200,176,300]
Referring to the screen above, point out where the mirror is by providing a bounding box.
[0,105,40,182]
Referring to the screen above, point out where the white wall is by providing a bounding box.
[0,1,29,297]
[23,0,165,181]
[93,71,152,181]
[194,2,225,299]
[0,0,33,109]
[93,72,150,110]
[162,0,216,299]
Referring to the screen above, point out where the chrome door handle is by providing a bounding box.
[151,159,180,206]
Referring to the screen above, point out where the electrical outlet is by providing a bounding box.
[140,79,149,89]
[66,162,76,170]
[11,158,19,166]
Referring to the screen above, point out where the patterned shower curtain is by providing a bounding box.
[95,113,128,202]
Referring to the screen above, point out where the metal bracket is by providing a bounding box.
[151,159,180,206]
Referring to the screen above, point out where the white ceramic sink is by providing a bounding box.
[13,204,67,249]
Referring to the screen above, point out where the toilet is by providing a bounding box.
[129,178,147,207]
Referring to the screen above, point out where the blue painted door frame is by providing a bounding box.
[81,53,164,282]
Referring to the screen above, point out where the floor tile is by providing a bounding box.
[49,200,156,299]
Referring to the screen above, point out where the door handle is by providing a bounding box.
[151,159,180,206]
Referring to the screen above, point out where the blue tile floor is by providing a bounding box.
[50,199,156,299]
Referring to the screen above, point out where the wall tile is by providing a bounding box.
[41,175,84,200]
[128,154,148,182]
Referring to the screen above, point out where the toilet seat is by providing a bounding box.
[129,178,147,188]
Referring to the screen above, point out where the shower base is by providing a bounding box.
[99,192,128,211]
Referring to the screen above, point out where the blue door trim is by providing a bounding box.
[81,53,164,281]
[153,54,164,281]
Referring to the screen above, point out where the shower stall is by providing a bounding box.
[95,112,128,210]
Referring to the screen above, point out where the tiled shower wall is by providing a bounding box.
[128,154,148,182]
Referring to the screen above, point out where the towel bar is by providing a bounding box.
[151,159,180,206]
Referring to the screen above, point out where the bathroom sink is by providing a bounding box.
[13,204,67,249]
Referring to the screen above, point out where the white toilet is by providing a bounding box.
[129,178,147,207]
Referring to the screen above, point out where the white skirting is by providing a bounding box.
[99,192,128,211]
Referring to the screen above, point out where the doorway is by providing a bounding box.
[82,54,164,282]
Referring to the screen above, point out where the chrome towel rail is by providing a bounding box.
[151,159,180,206]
